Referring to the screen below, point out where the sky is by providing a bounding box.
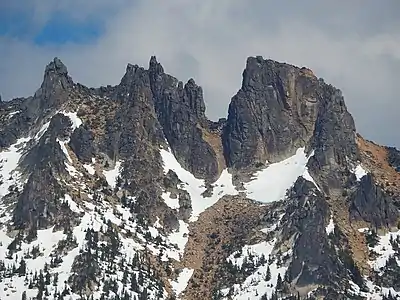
[0,1,399,146]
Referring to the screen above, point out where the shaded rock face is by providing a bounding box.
[308,85,359,193]
[148,57,220,180]
[98,63,177,226]
[281,178,345,291]
[223,57,320,169]
[349,174,399,228]
[69,125,95,163]
[12,168,67,230]
[13,113,79,230]
[21,113,72,175]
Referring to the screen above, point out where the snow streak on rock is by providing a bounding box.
[160,149,238,221]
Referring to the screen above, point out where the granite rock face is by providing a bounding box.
[308,84,359,193]
[21,113,72,174]
[223,57,320,169]
[350,174,399,228]
[69,125,96,163]
[13,113,78,230]
[280,178,346,292]
[148,56,220,180]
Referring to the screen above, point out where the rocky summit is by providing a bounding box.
[0,56,399,300]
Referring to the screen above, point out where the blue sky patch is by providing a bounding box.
[0,10,104,45]
[0,10,33,39]
[34,14,104,45]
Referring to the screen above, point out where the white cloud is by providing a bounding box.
[0,0,399,146]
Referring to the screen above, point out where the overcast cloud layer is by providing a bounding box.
[1,1,399,146]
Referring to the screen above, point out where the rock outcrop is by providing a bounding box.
[350,174,399,228]
[223,57,320,170]
[149,56,221,180]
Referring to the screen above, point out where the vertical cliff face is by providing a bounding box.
[223,57,320,170]
[0,55,399,300]
[148,56,221,180]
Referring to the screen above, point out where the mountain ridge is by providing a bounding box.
[0,56,399,300]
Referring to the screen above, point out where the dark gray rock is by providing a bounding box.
[12,167,74,230]
[149,56,220,180]
[281,178,347,290]
[223,57,319,169]
[21,113,72,175]
[163,170,181,189]
[11,113,83,231]
[98,63,172,225]
[307,84,360,192]
[349,174,399,228]
[69,125,96,163]
[278,177,367,299]
[178,190,192,221]
[34,57,73,102]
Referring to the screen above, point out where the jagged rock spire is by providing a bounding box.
[35,57,73,100]
[149,55,164,74]
[45,57,68,76]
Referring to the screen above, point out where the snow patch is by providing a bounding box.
[8,110,21,118]
[349,278,400,299]
[302,169,322,192]
[56,137,83,177]
[83,163,96,175]
[162,192,180,210]
[61,111,83,130]
[160,149,238,221]
[228,241,274,269]
[368,229,400,271]
[244,148,312,203]
[352,164,368,181]
[166,220,189,261]
[34,121,50,141]
[103,161,122,189]
[57,138,73,164]
[63,194,83,213]
[0,136,30,199]
[0,227,65,299]
[260,213,285,234]
[170,268,194,298]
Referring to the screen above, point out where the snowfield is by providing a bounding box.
[244,148,316,203]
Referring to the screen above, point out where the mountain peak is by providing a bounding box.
[36,57,73,98]
[45,57,69,76]
[149,55,164,75]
